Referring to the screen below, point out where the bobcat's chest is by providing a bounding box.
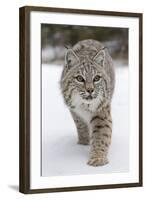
[74,105,92,125]
[71,93,98,125]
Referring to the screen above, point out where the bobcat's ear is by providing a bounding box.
[65,49,79,69]
[93,50,105,67]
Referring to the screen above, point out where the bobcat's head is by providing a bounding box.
[61,48,111,109]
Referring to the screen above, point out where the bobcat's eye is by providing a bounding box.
[76,75,84,82]
[93,75,101,82]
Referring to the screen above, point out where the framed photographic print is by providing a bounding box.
[19,6,143,194]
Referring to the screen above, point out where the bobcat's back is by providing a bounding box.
[72,39,104,59]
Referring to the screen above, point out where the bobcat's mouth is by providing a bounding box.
[84,94,95,101]
[86,95,93,100]
[80,93,96,102]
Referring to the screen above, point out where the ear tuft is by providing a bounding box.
[93,50,105,67]
[65,49,79,69]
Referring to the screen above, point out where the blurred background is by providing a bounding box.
[41,24,128,65]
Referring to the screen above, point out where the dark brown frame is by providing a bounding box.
[19,6,143,194]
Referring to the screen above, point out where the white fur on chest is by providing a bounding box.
[71,93,99,124]
[74,106,91,124]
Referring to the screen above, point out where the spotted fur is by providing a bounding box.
[60,39,115,166]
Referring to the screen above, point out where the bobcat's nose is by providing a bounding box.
[85,82,94,94]
[87,88,94,94]
[86,84,94,94]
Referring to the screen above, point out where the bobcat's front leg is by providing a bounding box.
[71,111,90,145]
[88,107,112,166]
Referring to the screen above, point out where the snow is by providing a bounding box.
[42,62,129,177]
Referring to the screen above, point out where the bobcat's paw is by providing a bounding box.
[87,156,108,167]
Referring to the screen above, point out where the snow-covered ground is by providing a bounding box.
[42,62,129,177]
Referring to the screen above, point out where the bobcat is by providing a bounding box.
[60,39,115,166]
